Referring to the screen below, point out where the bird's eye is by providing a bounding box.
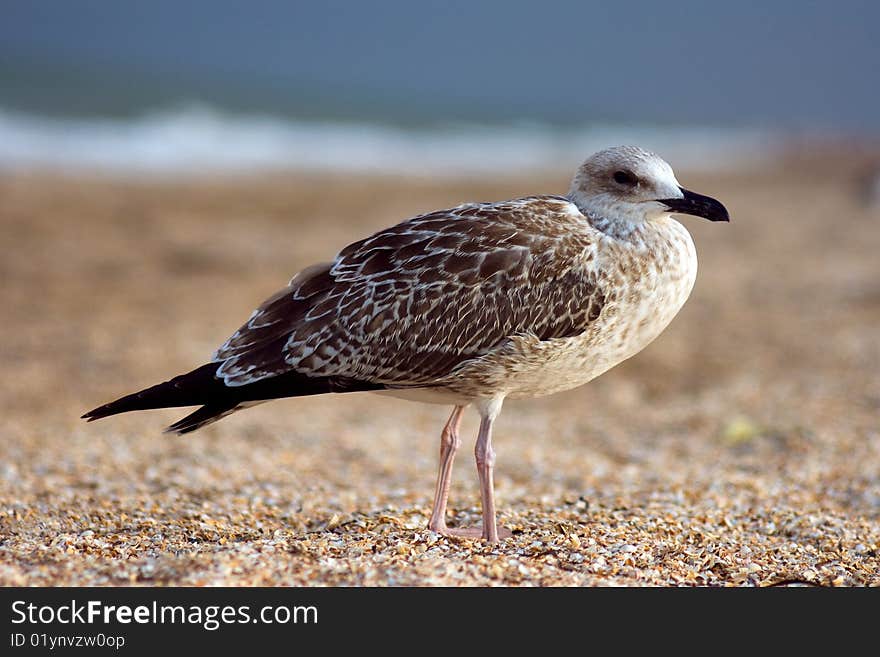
[613,170,638,186]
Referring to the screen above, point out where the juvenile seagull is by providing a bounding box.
[83,146,728,543]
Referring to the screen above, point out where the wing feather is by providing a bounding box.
[213,196,607,387]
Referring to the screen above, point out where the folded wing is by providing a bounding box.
[213,196,607,389]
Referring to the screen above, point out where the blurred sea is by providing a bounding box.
[2,3,878,178]
[0,103,776,178]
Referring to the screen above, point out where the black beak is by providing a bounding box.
[660,187,730,222]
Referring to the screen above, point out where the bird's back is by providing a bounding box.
[213,195,608,394]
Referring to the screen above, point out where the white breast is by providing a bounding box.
[495,217,698,400]
[599,218,698,364]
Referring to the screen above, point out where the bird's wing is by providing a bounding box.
[213,196,607,387]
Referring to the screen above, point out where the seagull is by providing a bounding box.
[83,145,729,542]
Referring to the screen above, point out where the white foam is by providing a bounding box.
[0,104,775,178]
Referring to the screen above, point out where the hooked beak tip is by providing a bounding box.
[661,187,730,223]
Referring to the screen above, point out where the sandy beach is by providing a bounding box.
[1,149,878,586]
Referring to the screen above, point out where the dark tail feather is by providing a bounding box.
[164,403,240,435]
[81,363,225,422]
[82,363,390,432]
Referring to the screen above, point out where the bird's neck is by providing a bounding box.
[567,192,645,240]
[586,213,641,240]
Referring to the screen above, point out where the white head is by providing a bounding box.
[568,146,729,235]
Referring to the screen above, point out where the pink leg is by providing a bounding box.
[429,399,510,542]
[427,405,465,533]
[474,412,500,542]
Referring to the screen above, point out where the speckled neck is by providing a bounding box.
[585,213,641,240]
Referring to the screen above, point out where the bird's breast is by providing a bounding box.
[453,218,698,401]
[589,218,698,368]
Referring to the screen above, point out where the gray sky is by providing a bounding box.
[1,1,877,130]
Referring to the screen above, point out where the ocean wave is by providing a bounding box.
[0,104,775,177]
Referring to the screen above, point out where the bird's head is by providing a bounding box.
[568,145,729,235]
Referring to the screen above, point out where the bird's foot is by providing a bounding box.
[428,524,513,542]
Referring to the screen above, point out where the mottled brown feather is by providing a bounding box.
[213,196,607,387]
